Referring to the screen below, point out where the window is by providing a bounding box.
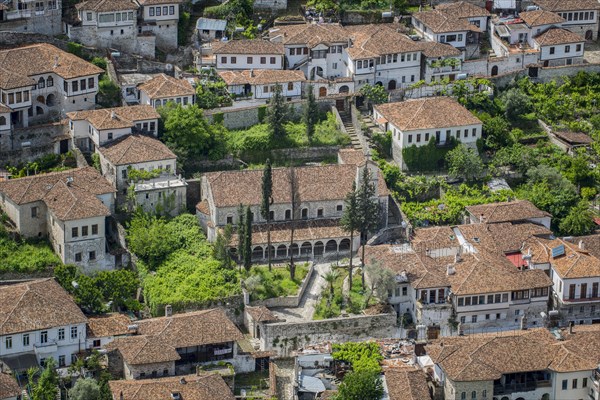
[221,56,226,64]
[482,390,486,398]
[425,133,429,142]
[75,253,82,262]
[72,227,78,237]
[5,337,12,349]
[565,45,571,53]
[80,79,87,91]
[471,391,476,399]
[38,77,45,89]
[496,313,501,319]
[502,293,508,302]
[461,392,466,400]
[31,206,38,218]
[458,34,463,42]
[88,77,95,89]
[231,57,236,64]
[82,226,88,236]
[58,355,65,367]
[317,208,323,217]
[402,286,407,296]
[40,330,48,344]
[458,297,464,306]
[416,133,421,142]
[562,379,568,390]
[408,134,412,143]
[337,204,343,212]
[569,284,576,299]
[465,297,471,306]
[47,76,54,87]
[71,326,78,339]
[23,334,29,347]
[471,315,477,323]
[89,251,96,260]
[169,5,174,14]
[72,80,79,92]
[460,316,466,323]
[270,57,276,64]
[226,215,233,224]
[247,56,253,64]
[583,378,588,388]
[576,44,582,52]
[285,209,292,220]
[156,6,161,15]
[163,6,168,15]
[485,314,490,320]
[572,379,577,389]
[260,57,266,64]
[581,283,588,299]
[301,208,308,219]
[149,7,154,16]
[93,339,101,348]
[550,47,555,55]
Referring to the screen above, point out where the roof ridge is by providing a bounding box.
[116,135,137,164]
[0,282,30,333]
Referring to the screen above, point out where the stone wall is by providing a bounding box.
[259,312,397,355]
[0,9,62,36]
[250,263,315,308]
[0,123,66,164]
[271,146,340,163]
[490,63,600,89]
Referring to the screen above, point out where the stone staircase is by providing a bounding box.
[339,111,362,151]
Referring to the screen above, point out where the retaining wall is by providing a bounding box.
[250,263,315,308]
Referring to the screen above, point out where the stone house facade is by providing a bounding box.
[0,0,63,35]
[136,0,181,50]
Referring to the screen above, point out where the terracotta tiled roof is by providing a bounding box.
[246,306,279,322]
[108,374,235,400]
[67,105,160,131]
[455,222,551,255]
[427,326,600,382]
[576,234,600,259]
[213,40,284,55]
[138,74,195,99]
[106,335,181,365]
[231,219,349,246]
[196,199,210,214]
[219,69,306,86]
[385,368,432,400]
[525,236,600,279]
[0,279,87,335]
[344,25,422,59]
[465,200,550,224]
[76,0,138,12]
[0,372,21,399]
[419,41,462,58]
[519,10,565,26]
[136,309,243,349]
[0,44,104,90]
[412,226,459,253]
[87,313,132,338]
[99,134,176,166]
[203,164,389,208]
[269,24,348,48]
[552,130,593,144]
[413,9,482,33]
[338,149,366,165]
[374,97,482,132]
[535,27,584,45]
[435,1,491,18]
[534,0,600,11]
[0,167,114,220]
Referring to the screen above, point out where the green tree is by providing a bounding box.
[94,269,140,311]
[97,76,121,108]
[213,224,234,269]
[267,84,288,140]
[482,115,513,150]
[303,85,319,144]
[501,87,532,120]
[334,371,383,400]
[74,275,104,313]
[243,206,253,271]
[559,201,596,236]
[446,144,484,182]
[126,211,178,269]
[69,378,102,400]
[288,165,301,280]
[161,105,213,166]
[322,269,339,307]
[261,159,274,270]
[237,204,246,265]
[54,264,80,293]
[356,167,381,289]
[29,358,58,400]
[363,258,395,307]
[340,182,359,289]
[359,84,388,108]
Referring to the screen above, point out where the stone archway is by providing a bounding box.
[585,30,593,40]
[339,238,351,252]
[313,241,324,257]
[290,243,299,256]
[300,242,312,256]
[388,80,397,90]
[325,240,338,253]
[46,94,56,107]
[318,87,327,97]
[491,65,499,76]
[339,85,350,94]
[37,95,45,105]
[252,246,264,260]
[276,244,287,258]
[36,106,44,115]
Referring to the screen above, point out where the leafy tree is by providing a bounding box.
[340,182,359,289]
[501,87,532,120]
[74,275,104,313]
[559,201,596,236]
[29,358,58,400]
[363,258,395,307]
[359,84,388,108]
[332,342,383,373]
[334,371,384,400]
[482,115,513,150]
[267,84,288,140]
[237,204,246,265]
[322,269,339,307]
[261,159,273,270]
[54,264,80,292]
[356,167,381,289]
[97,76,121,108]
[213,224,234,269]
[303,85,319,144]
[126,211,178,269]
[94,269,140,311]
[288,166,301,280]
[446,144,484,182]
[243,206,253,271]
[161,105,213,167]
[69,378,101,400]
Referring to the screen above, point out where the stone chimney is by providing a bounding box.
[250,69,254,77]
[165,304,173,317]
[479,213,485,224]
[520,314,527,330]
[111,110,117,119]
[569,321,574,334]
[457,322,464,336]
[54,56,59,68]
[446,264,456,276]
[579,240,585,250]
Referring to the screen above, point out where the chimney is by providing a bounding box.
[165,304,173,317]
[454,252,461,263]
[179,377,187,385]
[578,240,585,250]
[54,56,59,68]
[66,176,74,186]
[568,321,574,334]
[250,69,254,77]
[120,392,124,400]
[520,314,527,330]
[457,322,464,336]
[479,213,485,224]
[446,264,455,276]
[127,324,138,334]
[111,111,117,119]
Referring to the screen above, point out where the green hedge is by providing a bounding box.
[402,137,458,171]
[257,105,267,123]
[213,112,224,125]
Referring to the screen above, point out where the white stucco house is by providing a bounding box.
[0,279,88,371]
[534,0,600,41]
[373,97,482,170]
[213,39,285,71]
[138,74,195,108]
[534,27,585,67]
[218,69,306,100]
[136,0,182,50]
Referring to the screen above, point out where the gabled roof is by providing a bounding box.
[435,1,491,18]
[0,44,103,90]
[0,372,21,399]
[374,97,482,132]
[534,27,585,45]
[138,74,195,99]
[419,41,462,58]
[465,200,550,224]
[344,24,422,59]
[0,167,114,220]
[76,0,138,12]
[99,134,176,166]
[385,368,432,400]
[268,24,348,48]
[534,0,600,11]
[0,279,87,336]
[246,306,279,323]
[108,374,235,400]
[212,39,284,55]
[219,69,306,86]
[519,10,565,26]
[413,9,482,33]
[136,309,243,349]
[67,105,160,131]
[525,236,600,279]
[107,335,181,365]
[87,313,132,338]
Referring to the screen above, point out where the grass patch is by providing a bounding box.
[243,263,310,301]
[313,268,376,320]
[0,229,61,273]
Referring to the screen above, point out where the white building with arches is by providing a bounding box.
[197,156,389,262]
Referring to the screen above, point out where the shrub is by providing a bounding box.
[402,137,457,171]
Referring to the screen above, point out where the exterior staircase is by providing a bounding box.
[339,111,362,151]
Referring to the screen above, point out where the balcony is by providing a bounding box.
[493,380,551,395]
[34,340,58,354]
